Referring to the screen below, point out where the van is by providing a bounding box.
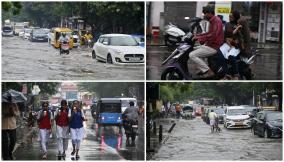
[96,98,123,127]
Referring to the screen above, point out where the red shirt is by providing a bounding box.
[56,110,69,127]
[39,114,51,129]
[196,15,224,50]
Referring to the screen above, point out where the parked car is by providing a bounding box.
[194,105,202,116]
[92,34,145,64]
[214,107,225,124]
[30,28,49,42]
[203,107,215,124]
[24,28,32,39]
[181,105,194,119]
[224,106,251,129]
[2,26,14,37]
[253,111,282,138]
[244,106,261,118]
[19,29,25,38]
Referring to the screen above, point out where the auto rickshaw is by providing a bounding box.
[51,27,74,48]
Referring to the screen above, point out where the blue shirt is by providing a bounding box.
[69,110,84,129]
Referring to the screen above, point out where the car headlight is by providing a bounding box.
[113,50,123,55]
[267,122,276,129]
[226,118,233,122]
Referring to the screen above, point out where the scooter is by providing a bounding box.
[60,41,70,55]
[164,17,205,46]
[123,118,138,146]
[161,32,258,80]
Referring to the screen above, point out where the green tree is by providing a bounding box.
[2,82,60,95]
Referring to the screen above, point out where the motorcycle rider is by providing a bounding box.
[59,32,69,52]
[189,5,224,78]
[83,31,93,47]
[122,101,138,146]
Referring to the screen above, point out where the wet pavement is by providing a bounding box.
[13,110,144,160]
[2,36,144,80]
[149,117,282,160]
[146,38,282,80]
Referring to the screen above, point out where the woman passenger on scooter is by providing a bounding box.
[218,12,251,80]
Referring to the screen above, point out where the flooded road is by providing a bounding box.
[150,117,282,160]
[14,110,144,160]
[2,36,144,80]
[146,45,282,80]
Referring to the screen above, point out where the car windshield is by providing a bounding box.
[100,103,121,113]
[266,113,282,121]
[227,109,247,116]
[133,36,144,43]
[110,36,138,46]
[214,108,225,114]
[3,27,12,31]
[33,29,45,34]
[183,106,193,111]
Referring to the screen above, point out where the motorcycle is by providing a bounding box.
[123,118,138,146]
[60,40,70,55]
[164,17,205,46]
[161,32,258,80]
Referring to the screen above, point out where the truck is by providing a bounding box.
[13,22,29,35]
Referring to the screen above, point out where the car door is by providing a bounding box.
[95,37,105,60]
[100,37,110,60]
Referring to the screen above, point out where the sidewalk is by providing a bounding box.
[146,118,177,160]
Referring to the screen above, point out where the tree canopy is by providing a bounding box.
[152,82,282,107]
[2,2,144,34]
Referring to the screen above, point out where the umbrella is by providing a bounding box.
[2,89,27,103]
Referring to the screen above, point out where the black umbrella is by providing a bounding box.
[2,89,27,103]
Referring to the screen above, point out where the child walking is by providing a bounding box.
[68,100,87,159]
[55,100,69,159]
[37,102,53,159]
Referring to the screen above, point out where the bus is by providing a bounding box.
[96,98,122,127]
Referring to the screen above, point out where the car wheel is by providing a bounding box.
[92,50,96,59]
[107,54,113,64]
[264,129,271,138]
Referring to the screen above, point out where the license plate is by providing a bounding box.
[235,122,243,126]
[132,125,138,128]
[129,57,141,61]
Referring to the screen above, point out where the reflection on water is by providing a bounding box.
[93,123,123,150]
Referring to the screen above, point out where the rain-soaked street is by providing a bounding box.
[149,117,282,160]
[13,110,144,160]
[2,36,144,80]
[146,44,282,80]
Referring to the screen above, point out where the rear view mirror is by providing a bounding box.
[102,41,108,45]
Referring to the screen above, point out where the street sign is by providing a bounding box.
[217,7,231,13]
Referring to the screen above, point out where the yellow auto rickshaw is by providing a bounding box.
[50,27,74,48]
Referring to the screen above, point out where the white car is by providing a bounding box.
[2,26,14,37]
[224,106,252,129]
[24,28,32,39]
[92,34,144,65]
